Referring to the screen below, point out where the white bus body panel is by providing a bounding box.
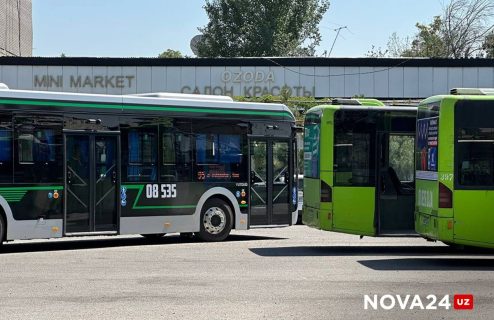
[0,196,63,240]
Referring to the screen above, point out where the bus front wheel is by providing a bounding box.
[197,198,233,242]
[0,214,5,245]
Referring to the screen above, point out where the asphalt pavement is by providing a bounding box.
[0,226,492,320]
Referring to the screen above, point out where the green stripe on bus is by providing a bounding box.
[0,186,63,191]
[123,184,196,210]
[0,186,63,203]
[0,98,292,119]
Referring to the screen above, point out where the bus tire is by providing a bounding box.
[0,213,5,245]
[141,233,166,240]
[197,198,233,242]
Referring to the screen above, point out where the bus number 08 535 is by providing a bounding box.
[145,184,177,199]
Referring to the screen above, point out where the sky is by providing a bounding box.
[33,0,445,58]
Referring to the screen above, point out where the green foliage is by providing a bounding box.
[372,0,494,58]
[158,49,183,58]
[483,31,494,58]
[389,136,415,181]
[280,85,292,103]
[273,142,289,177]
[401,16,447,58]
[197,0,330,57]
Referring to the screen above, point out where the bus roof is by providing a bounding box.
[0,87,295,120]
[419,88,494,106]
[419,94,494,107]
[306,104,417,114]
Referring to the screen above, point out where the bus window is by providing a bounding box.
[161,122,193,182]
[273,141,289,205]
[389,135,415,182]
[457,128,494,187]
[14,116,63,183]
[122,127,158,182]
[334,132,375,186]
[333,111,376,186]
[196,133,246,182]
[0,115,12,183]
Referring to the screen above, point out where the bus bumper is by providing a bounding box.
[415,211,454,243]
[302,205,333,231]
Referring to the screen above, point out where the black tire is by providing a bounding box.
[141,233,166,240]
[0,214,5,245]
[197,198,233,242]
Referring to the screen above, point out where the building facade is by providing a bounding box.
[0,0,32,57]
[0,57,493,99]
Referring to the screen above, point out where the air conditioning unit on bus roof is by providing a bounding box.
[0,83,9,90]
[450,88,494,95]
[131,92,233,102]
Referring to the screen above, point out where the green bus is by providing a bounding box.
[415,88,494,249]
[303,99,417,237]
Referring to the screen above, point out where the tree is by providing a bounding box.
[365,33,411,58]
[369,0,494,58]
[401,16,447,58]
[482,31,494,57]
[442,0,494,58]
[197,0,330,57]
[365,45,388,58]
[386,32,412,57]
[158,49,183,58]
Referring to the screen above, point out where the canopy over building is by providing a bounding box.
[0,56,493,99]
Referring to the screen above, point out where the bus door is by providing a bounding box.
[332,110,376,236]
[64,133,120,234]
[249,139,292,226]
[376,131,416,236]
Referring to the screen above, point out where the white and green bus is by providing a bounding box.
[0,85,298,244]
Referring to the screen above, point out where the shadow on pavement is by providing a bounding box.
[249,245,494,257]
[0,234,285,254]
[358,258,494,271]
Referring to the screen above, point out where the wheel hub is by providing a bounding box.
[203,207,226,235]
